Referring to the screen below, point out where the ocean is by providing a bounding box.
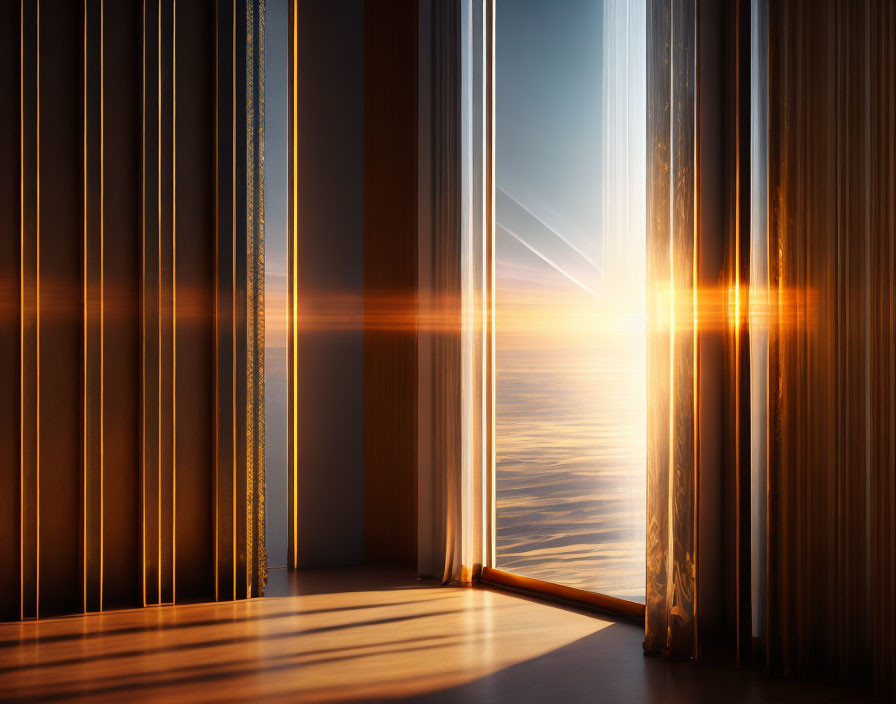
[495,338,646,603]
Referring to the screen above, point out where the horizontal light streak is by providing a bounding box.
[0,284,818,335]
[651,284,817,332]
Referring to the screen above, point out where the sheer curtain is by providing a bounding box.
[750,0,896,694]
[645,0,896,694]
[644,0,700,659]
[418,0,491,585]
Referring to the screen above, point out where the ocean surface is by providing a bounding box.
[495,338,646,603]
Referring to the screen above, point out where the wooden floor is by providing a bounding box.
[0,568,870,703]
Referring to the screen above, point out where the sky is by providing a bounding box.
[496,0,646,308]
[496,0,607,268]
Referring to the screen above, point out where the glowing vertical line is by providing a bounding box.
[156,0,162,605]
[213,0,219,603]
[20,0,24,621]
[99,0,104,612]
[666,0,675,624]
[82,0,88,615]
[461,0,472,583]
[692,0,699,646]
[140,0,146,608]
[478,0,487,575]
[35,0,40,620]
[171,0,176,604]
[487,0,496,568]
[19,0,26,621]
[232,0,236,601]
[291,0,298,572]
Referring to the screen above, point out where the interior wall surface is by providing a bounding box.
[293,0,366,568]
[363,0,419,568]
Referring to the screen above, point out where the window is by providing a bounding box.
[494,0,647,603]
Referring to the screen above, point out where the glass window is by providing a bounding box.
[494,0,647,602]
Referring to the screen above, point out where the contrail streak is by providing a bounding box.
[498,186,601,273]
[498,223,602,300]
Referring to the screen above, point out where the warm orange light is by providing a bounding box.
[651,284,816,333]
[0,283,816,336]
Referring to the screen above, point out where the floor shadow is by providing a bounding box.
[371,624,871,704]
[1,639,461,703]
[0,595,456,653]
[0,603,466,675]
[0,566,457,653]
[0,607,463,681]
[264,566,439,598]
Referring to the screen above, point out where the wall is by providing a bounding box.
[285,0,420,570]
[294,0,366,568]
[363,0,419,567]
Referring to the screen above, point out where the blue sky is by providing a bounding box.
[496,0,607,266]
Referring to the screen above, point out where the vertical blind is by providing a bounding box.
[0,0,265,621]
[754,0,895,693]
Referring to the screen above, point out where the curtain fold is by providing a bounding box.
[647,4,896,695]
[421,0,490,586]
[644,0,700,660]
[752,0,896,694]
